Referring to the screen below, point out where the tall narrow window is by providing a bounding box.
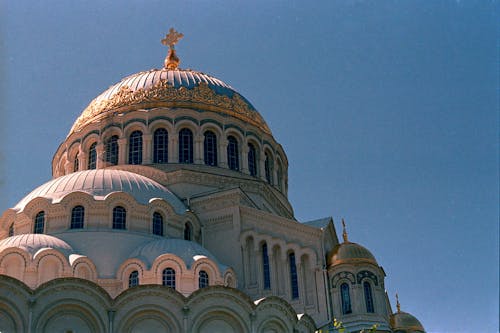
[88,142,97,170]
[262,243,271,290]
[129,131,143,164]
[113,206,126,230]
[179,128,193,163]
[199,270,209,288]
[204,131,217,166]
[162,268,176,288]
[71,205,85,229]
[364,281,375,313]
[153,128,168,163]
[129,270,139,287]
[74,153,79,172]
[33,211,45,234]
[227,136,239,171]
[265,152,273,184]
[248,143,257,176]
[105,135,119,166]
[8,224,14,237]
[152,212,163,236]
[276,160,283,191]
[184,222,192,241]
[289,252,299,299]
[341,283,352,314]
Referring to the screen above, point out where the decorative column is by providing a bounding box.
[143,134,152,164]
[169,135,178,163]
[96,142,105,168]
[194,133,203,164]
[241,143,249,174]
[78,145,87,171]
[259,154,267,181]
[219,137,228,168]
[269,251,278,294]
[118,137,127,165]
[63,153,71,175]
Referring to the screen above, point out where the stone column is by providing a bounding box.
[118,137,127,165]
[259,154,267,181]
[96,142,105,168]
[219,137,228,168]
[241,143,249,174]
[143,134,152,164]
[78,145,87,171]
[170,136,178,163]
[194,134,203,164]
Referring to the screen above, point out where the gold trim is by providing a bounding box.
[70,80,271,135]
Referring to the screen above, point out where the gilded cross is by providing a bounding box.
[162,28,184,49]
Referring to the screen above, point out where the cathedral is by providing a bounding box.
[0,29,426,333]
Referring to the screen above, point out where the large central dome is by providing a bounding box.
[70,68,271,136]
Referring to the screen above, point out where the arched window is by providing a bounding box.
[204,131,217,166]
[129,131,143,165]
[178,128,193,163]
[105,135,119,166]
[88,142,97,170]
[73,152,79,172]
[340,283,352,314]
[265,152,273,184]
[289,252,299,299]
[129,270,139,287]
[276,160,283,191]
[248,143,257,176]
[262,243,271,290]
[184,222,192,241]
[152,212,163,236]
[162,268,176,288]
[34,211,45,234]
[227,136,239,171]
[199,270,209,288]
[113,206,126,230]
[8,224,14,237]
[70,205,85,229]
[153,128,168,164]
[364,281,375,313]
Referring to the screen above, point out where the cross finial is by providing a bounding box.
[341,218,348,243]
[162,28,184,49]
[161,28,184,70]
[396,293,401,313]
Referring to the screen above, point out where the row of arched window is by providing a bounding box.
[261,243,300,300]
[128,268,209,289]
[73,128,284,188]
[340,281,375,315]
[30,208,194,240]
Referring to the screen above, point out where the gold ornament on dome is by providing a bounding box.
[162,28,184,70]
[70,78,271,135]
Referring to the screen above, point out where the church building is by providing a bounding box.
[0,28,425,333]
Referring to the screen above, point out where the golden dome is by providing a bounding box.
[327,241,378,266]
[390,311,426,332]
[69,68,271,136]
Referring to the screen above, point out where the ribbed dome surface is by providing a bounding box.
[390,311,426,332]
[14,169,186,214]
[70,68,270,135]
[0,234,74,257]
[96,69,237,101]
[129,238,226,271]
[328,241,377,266]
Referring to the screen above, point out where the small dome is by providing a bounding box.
[390,311,426,332]
[328,241,377,266]
[129,238,227,271]
[14,169,186,214]
[70,68,270,135]
[0,234,74,257]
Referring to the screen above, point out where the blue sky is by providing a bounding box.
[1,1,498,332]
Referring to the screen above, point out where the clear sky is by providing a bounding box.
[1,1,498,332]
